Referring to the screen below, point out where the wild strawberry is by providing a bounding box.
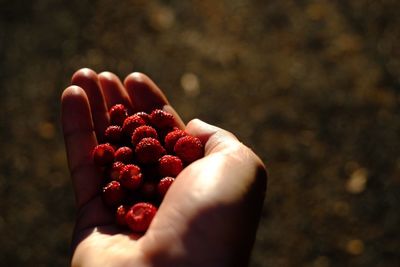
[164,129,188,152]
[109,104,128,126]
[114,146,133,164]
[158,155,183,177]
[122,115,146,137]
[135,137,166,164]
[106,161,125,181]
[157,127,177,144]
[104,125,123,144]
[135,111,150,124]
[125,202,157,233]
[116,205,129,226]
[174,136,204,164]
[93,143,115,166]
[120,164,142,190]
[102,181,125,207]
[131,125,158,147]
[158,177,175,198]
[149,109,175,129]
[96,104,207,234]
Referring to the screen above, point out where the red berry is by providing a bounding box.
[114,146,133,164]
[109,104,128,126]
[122,115,146,137]
[135,137,166,164]
[149,109,175,129]
[131,125,158,147]
[120,164,143,190]
[157,127,176,143]
[116,205,129,226]
[135,112,150,124]
[104,125,123,143]
[93,143,115,166]
[164,129,188,152]
[174,136,204,164]
[125,202,157,233]
[106,161,125,181]
[102,181,125,207]
[158,155,183,177]
[158,177,175,198]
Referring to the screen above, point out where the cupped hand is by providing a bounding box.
[61,69,267,267]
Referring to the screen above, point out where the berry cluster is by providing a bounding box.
[92,104,204,233]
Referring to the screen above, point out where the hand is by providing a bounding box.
[61,69,267,267]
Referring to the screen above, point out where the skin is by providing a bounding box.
[61,69,267,267]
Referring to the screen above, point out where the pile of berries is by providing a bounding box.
[92,104,204,233]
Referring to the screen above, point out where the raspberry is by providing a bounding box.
[125,202,157,233]
[131,125,158,147]
[93,143,115,166]
[164,129,188,152]
[135,137,166,164]
[158,155,183,177]
[149,109,175,129]
[102,181,125,207]
[122,115,146,137]
[174,136,204,164]
[109,104,128,126]
[116,205,129,226]
[158,177,175,198]
[135,112,150,124]
[114,146,133,164]
[120,164,143,190]
[104,125,123,144]
[106,161,125,181]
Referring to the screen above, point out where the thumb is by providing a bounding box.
[185,118,242,156]
[141,119,268,267]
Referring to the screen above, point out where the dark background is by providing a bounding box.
[1,0,400,266]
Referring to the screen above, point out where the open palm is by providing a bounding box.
[61,69,267,267]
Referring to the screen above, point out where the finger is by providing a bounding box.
[98,71,134,113]
[71,68,109,142]
[61,86,103,209]
[184,118,267,204]
[185,118,240,156]
[164,105,185,130]
[124,72,168,112]
[142,119,267,265]
[124,72,185,128]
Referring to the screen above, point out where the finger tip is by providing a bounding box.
[186,118,213,133]
[124,72,150,88]
[163,105,185,129]
[61,85,92,125]
[98,71,124,91]
[61,86,92,117]
[187,118,202,126]
[71,68,98,84]
[125,71,146,81]
[62,85,86,101]
[61,86,91,124]
[124,72,170,113]
[185,119,239,147]
[98,71,118,82]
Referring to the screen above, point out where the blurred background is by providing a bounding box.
[1,0,400,266]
